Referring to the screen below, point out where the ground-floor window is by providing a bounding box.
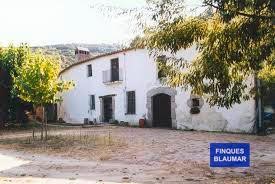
[126,91,136,114]
[89,95,95,110]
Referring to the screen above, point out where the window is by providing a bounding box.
[192,98,200,107]
[157,55,166,79]
[127,91,136,114]
[190,97,201,114]
[87,64,92,77]
[158,69,166,79]
[111,58,119,81]
[89,95,95,110]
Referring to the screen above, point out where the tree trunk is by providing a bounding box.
[0,110,5,129]
[41,106,44,140]
[0,87,9,128]
[45,109,48,140]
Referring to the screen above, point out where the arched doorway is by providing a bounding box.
[146,87,177,128]
[153,93,172,127]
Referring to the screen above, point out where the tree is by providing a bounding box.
[0,68,10,128]
[130,36,144,48]
[13,49,73,139]
[140,0,275,108]
[0,45,31,127]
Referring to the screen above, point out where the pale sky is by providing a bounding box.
[0,0,201,46]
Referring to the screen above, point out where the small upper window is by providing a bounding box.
[158,69,166,79]
[157,55,166,79]
[87,64,92,77]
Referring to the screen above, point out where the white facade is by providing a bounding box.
[58,48,256,133]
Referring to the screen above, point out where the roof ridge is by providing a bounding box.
[59,47,137,75]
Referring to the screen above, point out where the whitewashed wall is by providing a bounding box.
[175,89,255,133]
[58,48,255,133]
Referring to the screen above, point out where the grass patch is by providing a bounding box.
[0,132,126,161]
[0,120,41,135]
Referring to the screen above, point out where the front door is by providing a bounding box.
[103,97,113,122]
[153,93,172,127]
[111,58,119,81]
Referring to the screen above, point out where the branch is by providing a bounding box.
[204,2,275,20]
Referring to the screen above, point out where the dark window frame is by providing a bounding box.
[111,58,119,82]
[126,91,136,114]
[89,95,95,110]
[157,55,167,79]
[87,64,92,77]
[158,69,166,79]
[192,98,200,107]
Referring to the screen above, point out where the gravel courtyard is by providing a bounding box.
[0,126,275,184]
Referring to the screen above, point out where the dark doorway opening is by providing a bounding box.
[153,93,172,128]
[45,104,57,122]
[103,97,113,122]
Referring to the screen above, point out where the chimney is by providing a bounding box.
[75,47,91,62]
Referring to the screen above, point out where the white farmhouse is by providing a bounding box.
[58,47,257,133]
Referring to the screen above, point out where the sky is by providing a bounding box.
[0,0,201,46]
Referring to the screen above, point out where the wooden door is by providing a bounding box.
[153,94,172,127]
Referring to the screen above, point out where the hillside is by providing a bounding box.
[32,43,122,68]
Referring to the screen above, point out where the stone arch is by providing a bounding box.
[146,87,177,128]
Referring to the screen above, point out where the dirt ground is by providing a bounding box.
[0,126,275,184]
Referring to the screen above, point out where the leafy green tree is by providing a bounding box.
[130,36,144,48]
[13,50,73,139]
[0,67,10,127]
[140,0,275,108]
[0,45,31,127]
